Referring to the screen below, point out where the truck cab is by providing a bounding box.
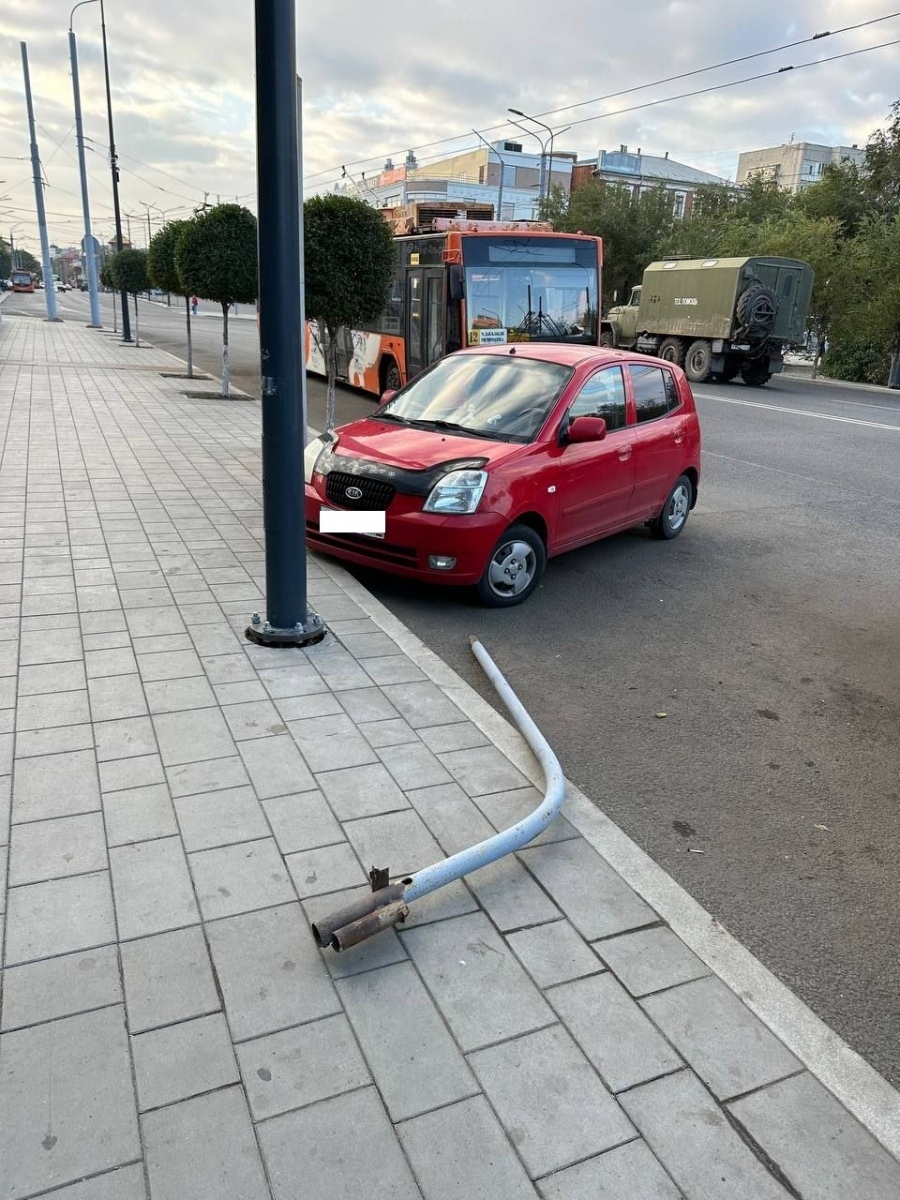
[603,285,641,347]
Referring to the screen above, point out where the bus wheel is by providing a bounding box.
[599,332,613,348]
[382,361,402,392]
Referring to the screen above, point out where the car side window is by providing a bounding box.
[627,363,680,422]
[568,366,626,430]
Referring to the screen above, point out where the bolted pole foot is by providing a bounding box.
[244,608,326,648]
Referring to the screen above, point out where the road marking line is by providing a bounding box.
[694,392,900,432]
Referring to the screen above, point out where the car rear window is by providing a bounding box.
[627,364,680,422]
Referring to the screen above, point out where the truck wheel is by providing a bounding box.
[741,362,771,387]
[684,340,712,383]
[658,338,684,366]
[599,332,614,348]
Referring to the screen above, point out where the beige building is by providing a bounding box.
[736,141,865,192]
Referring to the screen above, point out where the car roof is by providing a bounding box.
[457,344,630,369]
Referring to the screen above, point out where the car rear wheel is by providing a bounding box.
[650,475,693,540]
[476,524,546,607]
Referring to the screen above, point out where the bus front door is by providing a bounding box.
[405,268,445,382]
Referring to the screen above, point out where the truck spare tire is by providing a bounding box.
[736,280,778,339]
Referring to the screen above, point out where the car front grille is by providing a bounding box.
[325,472,396,511]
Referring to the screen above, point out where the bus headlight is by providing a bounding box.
[304,437,325,484]
[423,469,488,514]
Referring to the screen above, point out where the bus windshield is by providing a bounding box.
[462,236,599,347]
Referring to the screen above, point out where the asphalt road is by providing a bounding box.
[13,290,900,1087]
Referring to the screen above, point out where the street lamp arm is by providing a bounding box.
[69,0,99,32]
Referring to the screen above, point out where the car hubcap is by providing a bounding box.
[488,540,536,597]
[668,484,689,529]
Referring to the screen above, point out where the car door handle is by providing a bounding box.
[617,445,633,461]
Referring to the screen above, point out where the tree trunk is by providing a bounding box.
[185,296,194,378]
[324,322,338,433]
[133,294,140,347]
[221,301,230,397]
[112,287,117,334]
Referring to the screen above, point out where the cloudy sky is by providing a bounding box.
[1,0,897,257]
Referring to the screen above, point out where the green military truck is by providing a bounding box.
[601,256,814,386]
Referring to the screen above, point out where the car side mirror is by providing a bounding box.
[380,389,398,405]
[564,416,607,444]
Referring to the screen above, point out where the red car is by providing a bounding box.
[304,344,701,606]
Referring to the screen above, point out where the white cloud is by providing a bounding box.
[1,0,896,253]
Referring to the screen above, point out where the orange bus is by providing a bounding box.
[10,269,35,293]
[306,218,602,396]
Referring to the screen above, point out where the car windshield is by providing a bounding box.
[380,353,572,442]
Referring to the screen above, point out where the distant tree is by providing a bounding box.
[864,100,900,215]
[304,194,396,431]
[795,161,867,238]
[175,204,257,397]
[148,220,195,377]
[109,248,150,346]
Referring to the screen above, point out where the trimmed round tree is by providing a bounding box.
[148,220,195,377]
[109,248,150,346]
[304,195,396,431]
[175,204,258,397]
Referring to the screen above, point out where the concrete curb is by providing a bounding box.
[320,557,900,1162]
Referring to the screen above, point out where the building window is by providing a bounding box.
[673,192,686,219]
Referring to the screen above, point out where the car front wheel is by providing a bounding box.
[650,475,693,539]
[476,523,546,607]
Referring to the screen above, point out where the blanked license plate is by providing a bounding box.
[319,506,385,539]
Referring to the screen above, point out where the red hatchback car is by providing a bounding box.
[304,344,701,606]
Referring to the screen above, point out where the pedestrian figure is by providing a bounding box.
[190,295,199,316]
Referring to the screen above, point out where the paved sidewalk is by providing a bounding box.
[1,315,899,1200]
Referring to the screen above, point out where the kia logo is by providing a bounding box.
[345,486,363,500]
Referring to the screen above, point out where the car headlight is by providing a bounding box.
[423,469,488,515]
[304,437,325,484]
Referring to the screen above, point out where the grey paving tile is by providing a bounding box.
[641,976,801,1101]
[596,926,710,998]
[143,1087,270,1200]
[103,782,179,845]
[343,809,443,878]
[317,762,409,820]
[18,661,86,695]
[173,784,269,852]
[337,960,478,1121]
[132,632,193,655]
[206,902,339,1040]
[110,837,199,940]
[237,1013,370,1120]
[99,753,165,793]
[88,673,148,721]
[191,837,295,920]
[536,1140,683,1200]
[288,712,378,771]
[213,678,268,705]
[166,753,249,797]
[338,632,401,659]
[439,744,531,796]
[336,686,399,722]
[400,1094,537,1199]
[15,723,94,758]
[144,674,217,714]
[85,647,138,678]
[9,811,107,885]
[728,1072,900,1199]
[257,662,329,698]
[478,787,580,846]
[120,924,220,1033]
[470,855,562,932]
[303,650,371,691]
[137,648,204,682]
[273,691,342,722]
[406,780,494,855]
[519,839,657,941]
[133,1011,239,1110]
[20,626,83,665]
[153,705,235,766]
[363,655,427,685]
[302,888,410,978]
[286,841,366,899]
[5,871,116,964]
[378,740,453,790]
[203,652,259,685]
[508,920,604,989]
[125,606,186,637]
[382,680,465,728]
[0,1006,140,1198]
[259,1087,422,1200]
[190,622,244,656]
[1,945,121,1031]
[39,1163,148,1200]
[358,716,419,747]
[418,720,491,753]
[95,715,158,762]
[549,972,682,1093]
[402,911,554,1051]
[620,1071,791,1200]
[16,689,90,731]
[223,697,287,740]
[238,734,316,798]
[80,609,127,635]
[472,1023,635,1177]
[263,790,343,854]
[0,639,17,675]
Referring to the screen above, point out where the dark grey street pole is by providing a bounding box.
[99,0,131,341]
[246,0,324,648]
